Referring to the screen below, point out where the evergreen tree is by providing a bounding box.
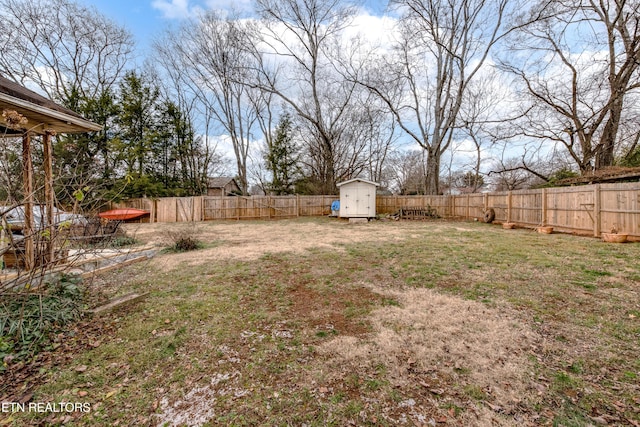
[54,85,120,206]
[264,113,301,195]
[116,71,160,177]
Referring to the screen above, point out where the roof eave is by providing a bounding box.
[0,92,102,134]
[337,178,381,187]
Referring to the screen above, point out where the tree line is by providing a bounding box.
[1,0,638,207]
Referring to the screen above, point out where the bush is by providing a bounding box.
[164,227,202,252]
[0,274,84,367]
[109,235,138,247]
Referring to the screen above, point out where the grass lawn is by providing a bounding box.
[2,217,639,426]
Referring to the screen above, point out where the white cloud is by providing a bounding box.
[348,12,397,50]
[151,0,204,19]
[205,0,253,14]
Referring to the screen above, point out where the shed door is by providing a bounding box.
[345,183,372,217]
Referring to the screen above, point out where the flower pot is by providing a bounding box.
[502,222,515,229]
[601,232,628,243]
[537,226,553,234]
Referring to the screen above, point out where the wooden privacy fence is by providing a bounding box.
[110,195,337,222]
[110,182,640,239]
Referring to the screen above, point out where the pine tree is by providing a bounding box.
[264,113,301,195]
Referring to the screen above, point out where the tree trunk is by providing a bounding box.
[595,97,623,169]
[424,149,441,195]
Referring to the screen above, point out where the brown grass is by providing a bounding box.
[3,217,639,426]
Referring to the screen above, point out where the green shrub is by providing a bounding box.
[0,274,84,368]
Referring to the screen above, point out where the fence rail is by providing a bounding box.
[110,182,640,239]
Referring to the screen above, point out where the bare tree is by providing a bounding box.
[387,149,428,194]
[499,0,640,173]
[251,0,368,193]
[364,113,398,186]
[446,68,508,193]
[488,157,537,190]
[356,0,514,195]
[618,100,640,165]
[156,12,262,194]
[0,0,134,101]
[147,54,227,196]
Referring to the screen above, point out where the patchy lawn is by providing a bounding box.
[2,217,639,426]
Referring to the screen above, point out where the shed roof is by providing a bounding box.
[336,178,380,187]
[0,75,102,135]
[207,176,239,188]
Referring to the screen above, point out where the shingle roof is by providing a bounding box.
[207,177,237,188]
[0,75,102,134]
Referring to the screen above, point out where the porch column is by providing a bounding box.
[43,131,55,263]
[22,132,34,270]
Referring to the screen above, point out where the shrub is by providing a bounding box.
[110,235,138,247]
[0,274,84,367]
[164,227,202,252]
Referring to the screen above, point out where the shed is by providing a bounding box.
[337,178,380,218]
[207,177,241,196]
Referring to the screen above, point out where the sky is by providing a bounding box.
[78,0,390,60]
[77,0,177,59]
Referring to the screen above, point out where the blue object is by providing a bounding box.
[331,200,340,211]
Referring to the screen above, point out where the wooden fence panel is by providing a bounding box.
[487,192,509,222]
[201,195,334,220]
[599,184,640,235]
[451,194,484,218]
[207,196,238,220]
[546,187,595,232]
[272,196,298,218]
[114,182,640,238]
[509,191,542,226]
[470,193,486,220]
[376,195,396,214]
[156,198,177,223]
[298,196,333,217]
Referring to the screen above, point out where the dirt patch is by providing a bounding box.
[316,286,538,425]
[290,283,383,337]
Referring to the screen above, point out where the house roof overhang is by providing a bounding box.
[0,77,102,135]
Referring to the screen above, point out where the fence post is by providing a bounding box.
[541,188,547,226]
[451,195,455,219]
[296,194,300,217]
[594,184,601,237]
[268,196,272,219]
[507,191,513,223]
[466,194,470,220]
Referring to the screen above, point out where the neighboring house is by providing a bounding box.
[207,177,241,196]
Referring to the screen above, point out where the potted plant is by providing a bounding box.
[537,224,553,234]
[601,226,628,243]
